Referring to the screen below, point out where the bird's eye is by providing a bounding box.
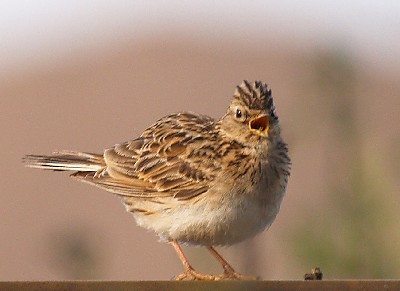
[235,109,242,119]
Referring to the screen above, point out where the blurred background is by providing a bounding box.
[1,0,399,281]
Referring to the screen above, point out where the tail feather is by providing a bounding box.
[23,151,105,172]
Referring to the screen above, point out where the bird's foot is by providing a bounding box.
[175,266,259,281]
[175,267,223,281]
[221,270,259,280]
[220,266,259,280]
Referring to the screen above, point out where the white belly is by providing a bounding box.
[129,175,287,246]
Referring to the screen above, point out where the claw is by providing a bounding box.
[175,268,222,281]
[221,269,259,280]
[175,267,259,281]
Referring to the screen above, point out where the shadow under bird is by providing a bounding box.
[24,80,291,280]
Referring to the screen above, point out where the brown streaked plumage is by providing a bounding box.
[23,80,290,280]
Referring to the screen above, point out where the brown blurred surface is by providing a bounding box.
[2,280,400,291]
[1,34,399,280]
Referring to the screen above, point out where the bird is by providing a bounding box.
[23,80,291,280]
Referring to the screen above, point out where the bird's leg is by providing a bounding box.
[171,240,222,281]
[207,246,259,280]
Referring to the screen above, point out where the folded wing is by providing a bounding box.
[73,112,218,201]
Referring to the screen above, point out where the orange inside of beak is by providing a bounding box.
[249,115,269,133]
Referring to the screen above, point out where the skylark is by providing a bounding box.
[24,80,291,280]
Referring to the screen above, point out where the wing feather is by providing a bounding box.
[75,112,219,200]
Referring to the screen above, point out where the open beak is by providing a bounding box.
[249,115,269,136]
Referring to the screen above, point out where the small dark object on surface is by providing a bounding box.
[304,267,323,280]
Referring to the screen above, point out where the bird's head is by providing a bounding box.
[219,80,280,145]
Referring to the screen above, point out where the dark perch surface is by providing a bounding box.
[1,281,399,291]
